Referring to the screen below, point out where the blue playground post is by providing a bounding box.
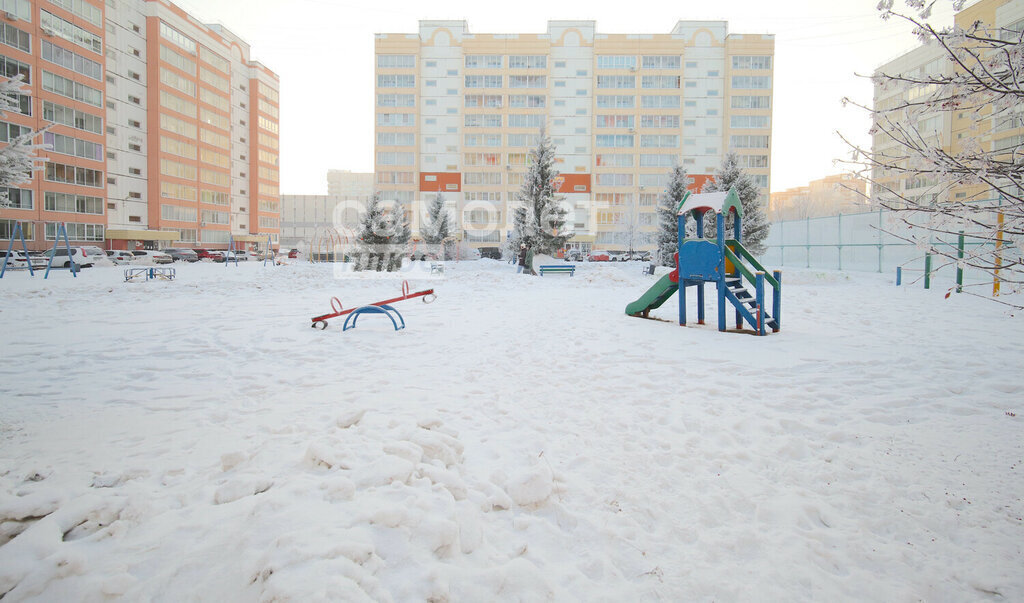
[755,272,766,336]
[896,266,902,286]
[0,221,34,278]
[716,214,727,332]
[263,234,275,267]
[44,223,77,279]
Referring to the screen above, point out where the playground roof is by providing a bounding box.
[677,188,743,219]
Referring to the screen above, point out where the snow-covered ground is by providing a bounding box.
[0,259,1021,601]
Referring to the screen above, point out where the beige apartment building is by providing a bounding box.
[872,0,1023,206]
[770,174,870,220]
[0,0,279,252]
[374,20,774,252]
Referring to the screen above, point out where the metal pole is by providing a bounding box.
[837,213,843,271]
[924,254,932,290]
[956,230,964,293]
[994,198,1004,297]
[877,208,883,273]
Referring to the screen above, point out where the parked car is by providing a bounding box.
[45,247,95,268]
[1,250,47,270]
[106,250,135,265]
[287,248,300,259]
[81,246,108,264]
[587,250,611,262]
[563,249,584,262]
[193,249,225,262]
[608,251,628,262]
[163,248,199,262]
[634,250,652,262]
[226,250,250,261]
[222,250,241,262]
[132,250,173,264]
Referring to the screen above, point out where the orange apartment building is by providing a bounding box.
[0,0,280,252]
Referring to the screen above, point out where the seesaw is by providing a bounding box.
[310,280,436,330]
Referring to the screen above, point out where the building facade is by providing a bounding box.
[872,0,1024,205]
[281,170,374,251]
[374,20,774,252]
[0,0,279,252]
[769,173,870,220]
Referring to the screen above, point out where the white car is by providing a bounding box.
[45,247,95,268]
[131,250,173,264]
[1,250,47,270]
[106,250,135,265]
[82,245,108,264]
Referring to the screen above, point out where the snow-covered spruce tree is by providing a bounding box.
[421,192,453,258]
[839,0,1024,303]
[516,128,572,254]
[353,193,410,272]
[501,206,530,261]
[656,163,689,266]
[0,76,47,206]
[703,152,770,255]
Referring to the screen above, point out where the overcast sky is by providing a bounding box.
[169,0,958,195]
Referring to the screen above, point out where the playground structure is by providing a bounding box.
[625,187,782,335]
[310,280,435,330]
[125,267,176,282]
[309,225,354,262]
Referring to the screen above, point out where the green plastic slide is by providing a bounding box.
[625,274,678,316]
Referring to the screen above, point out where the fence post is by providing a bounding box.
[924,254,932,290]
[956,230,964,293]
[994,202,1004,297]
[877,208,884,273]
[837,212,843,271]
[806,216,811,268]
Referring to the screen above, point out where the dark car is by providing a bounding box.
[163,247,199,262]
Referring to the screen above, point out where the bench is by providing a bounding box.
[539,264,575,277]
[643,264,656,276]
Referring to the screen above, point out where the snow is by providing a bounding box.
[1,259,1022,601]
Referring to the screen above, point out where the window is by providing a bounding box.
[0,219,34,241]
[199,88,228,112]
[41,70,103,107]
[738,155,769,168]
[160,44,196,74]
[597,76,635,89]
[200,108,228,130]
[595,134,634,148]
[730,115,770,129]
[463,152,500,166]
[0,186,31,209]
[160,21,195,54]
[640,115,679,128]
[199,67,228,91]
[44,162,103,187]
[509,75,545,88]
[465,94,503,108]
[161,182,197,201]
[40,41,103,80]
[597,56,636,70]
[376,151,415,165]
[464,75,502,88]
[597,95,634,108]
[641,95,680,108]
[642,56,680,69]
[42,131,103,161]
[730,95,771,109]
[377,74,415,88]
[160,135,197,159]
[377,113,415,127]
[128,143,140,151]
[507,114,543,128]
[596,173,632,186]
[128,119,141,128]
[731,76,771,89]
[642,76,680,89]
[200,130,229,150]
[160,113,196,138]
[732,56,772,70]
[378,94,415,107]
[465,55,502,68]
[377,132,415,146]
[640,135,678,148]
[128,95,141,104]
[44,192,103,214]
[639,154,675,168]
[0,22,30,53]
[464,114,502,127]
[508,94,544,108]
[464,172,501,185]
[505,133,539,147]
[729,135,769,148]
[377,54,415,68]
[160,90,196,117]
[41,10,102,54]
[595,115,634,128]
[595,154,633,167]
[42,101,103,134]
[45,222,104,242]
[508,55,546,69]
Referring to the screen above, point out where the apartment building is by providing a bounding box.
[0,0,279,252]
[769,173,870,220]
[374,20,774,252]
[872,0,1023,205]
[281,170,374,250]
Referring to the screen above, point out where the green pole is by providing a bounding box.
[924,254,932,290]
[956,231,964,293]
